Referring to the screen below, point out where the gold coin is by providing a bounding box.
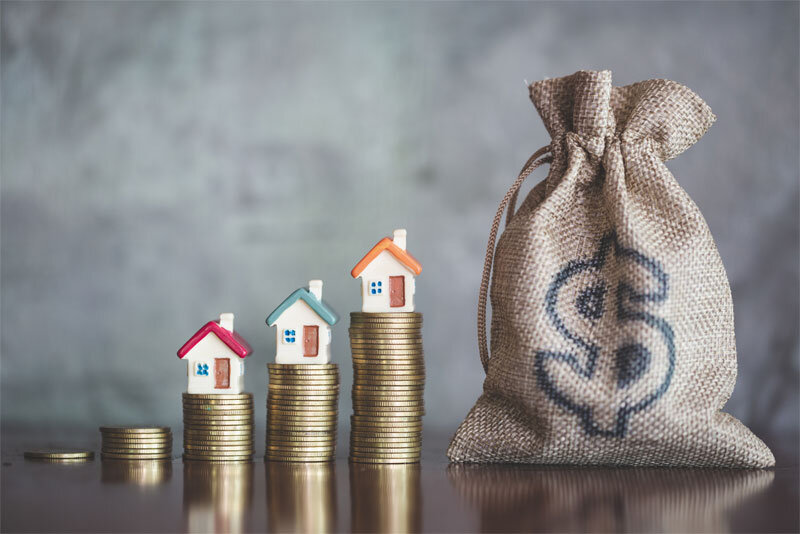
[182,403,253,410]
[350,434,421,442]
[24,450,94,460]
[183,413,253,420]
[267,430,335,438]
[267,423,336,433]
[266,444,335,452]
[268,381,340,388]
[349,457,419,464]
[352,382,425,389]
[268,385,339,391]
[267,395,339,402]
[183,423,253,432]
[268,406,338,414]
[183,397,253,409]
[349,332,421,339]
[101,436,172,443]
[351,357,425,363]
[267,363,338,370]
[348,325,422,331]
[351,418,423,425]
[182,393,252,399]
[264,452,336,459]
[183,409,255,417]
[267,441,336,449]
[101,452,173,460]
[349,449,421,456]
[183,429,252,437]
[102,448,172,456]
[182,454,252,461]
[352,362,425,369]
[102,441,173,449]
[183,449,255,458]
[99,426,170,434]
[268,396,339,404]
[265,456,333,463]
[350,437,421,446]
[349,342,423,349]
[184,444,254,451]
[352,384,425,391]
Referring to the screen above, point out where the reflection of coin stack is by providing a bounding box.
[99,426,172,460]
[266,462,337,533]
[183,461,254,533]
[266,363,340,462]
[349,312,424,464]
[182,393,255,462]
[101,460,173,485]
[350,463,422,532]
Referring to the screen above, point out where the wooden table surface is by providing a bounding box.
[2,430,797,533]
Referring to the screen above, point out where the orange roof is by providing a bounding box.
[351,237,422,278]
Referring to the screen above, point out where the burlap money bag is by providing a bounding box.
[447,70,774,467]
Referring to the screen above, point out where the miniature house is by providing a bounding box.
[266,280,339,364]
[177,313,252,394]
[351,229,422,313]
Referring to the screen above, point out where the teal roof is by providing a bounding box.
[266,288,339,326]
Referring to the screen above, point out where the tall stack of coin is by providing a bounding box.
[99,426,172,460]
[349,312,424,464]
[183,393,254,462]
[266,363,339,462]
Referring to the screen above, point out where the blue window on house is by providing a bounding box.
[196,363,209,376]
[370,281,383,295]
[283,329,297,344]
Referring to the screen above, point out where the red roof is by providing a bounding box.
[351,237,423,278]
[177,320,252,359]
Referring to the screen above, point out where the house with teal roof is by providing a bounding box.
[266,280,339,364]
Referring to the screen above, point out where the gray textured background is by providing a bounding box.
[2,2,798,455]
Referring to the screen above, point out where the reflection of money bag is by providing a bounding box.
[448,70,774,467]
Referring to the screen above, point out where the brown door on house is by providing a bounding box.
[389,276,405,307]
[303,326,319,357]
[214,358,230,389]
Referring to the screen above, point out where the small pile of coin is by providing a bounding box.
[99,426,172,460]
[24,449,95,462]
[349,312,424,464]
[266,363,339,462]
[183,393,254,462]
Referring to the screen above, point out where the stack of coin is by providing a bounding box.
[266,363,339,462]
[183,393,254,462]
[99,426,172,460]
[349,312,424,464]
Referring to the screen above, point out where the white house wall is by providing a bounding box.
[184,334,245,394]
[274,299,333,364]
[359,251,416,312]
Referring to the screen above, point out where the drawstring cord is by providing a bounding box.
[478,145,552,372]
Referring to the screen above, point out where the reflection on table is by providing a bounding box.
[266,461,337,533]
[183,461,254,534]
[447,464,775,533]
[350,463,421,533]
[101,459,172,486]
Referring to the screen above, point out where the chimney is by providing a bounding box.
[393,228,407,251]
[219,313,234,332]
[308,280,323,300]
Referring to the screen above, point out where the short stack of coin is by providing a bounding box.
[99,426,172,461]
[183,393,254,462]
[266,363,339,462]
[349,312,424,464]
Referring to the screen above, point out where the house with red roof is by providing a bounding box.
[177,313,252,394]
[351,229,422,313]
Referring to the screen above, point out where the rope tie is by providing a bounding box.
[478,145,552,372]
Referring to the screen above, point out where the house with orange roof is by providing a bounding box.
[351,229,422,312]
